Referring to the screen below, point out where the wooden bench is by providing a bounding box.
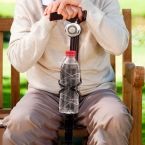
[0,9,144,145]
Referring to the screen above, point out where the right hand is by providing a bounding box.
[61,5,83,20]
[44,1,83,20]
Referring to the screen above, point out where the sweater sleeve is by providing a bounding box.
[7,1,56,73]
[80,0,129,55]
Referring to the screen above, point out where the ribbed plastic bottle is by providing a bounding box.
[59,50,81,114]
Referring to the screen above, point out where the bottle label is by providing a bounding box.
[59,88,79,114]
[60,64,80,87]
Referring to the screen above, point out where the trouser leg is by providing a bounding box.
[78,89,133,145]
[2,88,62,145]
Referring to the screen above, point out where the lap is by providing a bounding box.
[3,88,132,145]
[4,88,131,128]
[3,88,62,145]
[78,89,131,126]
[3,87,62,130]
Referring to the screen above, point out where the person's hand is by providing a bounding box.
[61,5,82,20]
[57,0,81,14]
[44,0,80,14]
[44,1,82,20]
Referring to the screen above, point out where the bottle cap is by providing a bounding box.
[66,50,76,57]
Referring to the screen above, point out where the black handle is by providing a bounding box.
[49,10,87,23]
[49,12,63,21]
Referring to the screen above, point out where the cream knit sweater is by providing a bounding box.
[8,0,129,95]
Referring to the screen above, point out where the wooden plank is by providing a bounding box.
[110,55,115,72]
[132,86,142,145]
[122,11,133,144]
[11,66,20,107]
[133,66,145,88]
[0,128,5,145]
[122,9,132,62]
[123,62,135,145]
[110,54,116,81]
[123,64,144,145]
[122,9,132,108]
[0,109,11,115]
[121,9,144,145]
[0,32,3,109]
[0,18,13,32]
[131,66,144,145]
[123,62,135,112]
[122,9,132,113]
[126,66,144,145]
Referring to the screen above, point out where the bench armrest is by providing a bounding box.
[123,62,144,145]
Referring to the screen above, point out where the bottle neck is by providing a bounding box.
[64,56,77,64]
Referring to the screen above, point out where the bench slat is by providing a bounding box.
[122,9,132,62]
[11,66,20,107]
[0,18,13,32]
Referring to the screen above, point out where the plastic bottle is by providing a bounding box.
[59,50,81,114]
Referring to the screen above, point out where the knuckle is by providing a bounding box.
[68,10,73,17]
[70,12,74,17]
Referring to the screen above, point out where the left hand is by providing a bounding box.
[44,0,81,15]
[44,1,82,20]
[57,0,81,14]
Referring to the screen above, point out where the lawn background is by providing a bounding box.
[0,0,145,144]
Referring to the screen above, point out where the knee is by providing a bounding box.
[3,116,34,145]
[108,112,133,134]
[2,111,39,145]
[4,110,39,134]
[103,102,133,132]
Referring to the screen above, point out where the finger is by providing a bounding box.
[70,6,78,18]
[68,0,80,6]
[44,7,48,15]
[44,5,52,15]
[57,1,66,14]
[61,8,69,20]
[51,1,60,13]
[78,7,83,20]
[65,5,74,19]
[46,3,53,15]
[57,0,80,14]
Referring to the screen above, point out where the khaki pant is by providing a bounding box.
[2,88,133,145]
